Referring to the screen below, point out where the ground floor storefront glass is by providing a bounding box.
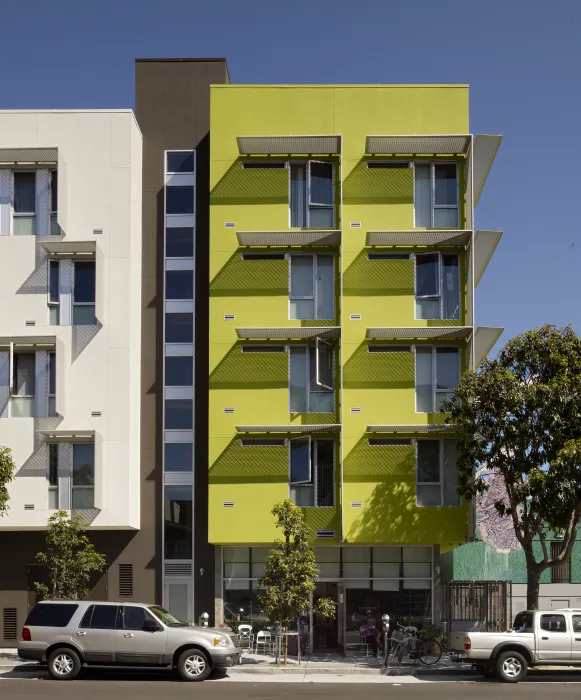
[220,545,435,651]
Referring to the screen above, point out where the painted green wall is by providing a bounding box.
[209,84,471,546]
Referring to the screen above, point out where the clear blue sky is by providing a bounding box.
[1,0,579,351]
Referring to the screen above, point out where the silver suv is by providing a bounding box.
[18,600,240,681]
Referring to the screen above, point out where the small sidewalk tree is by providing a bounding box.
[445,325,581,610]
[35,511,106,600]
[0,445,16,517]
[258,499,336,664]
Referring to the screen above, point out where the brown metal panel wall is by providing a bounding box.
[135,58,229,623]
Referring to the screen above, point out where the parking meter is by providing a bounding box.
[381,614,390,666]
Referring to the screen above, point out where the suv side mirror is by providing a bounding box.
[143,619,160,632]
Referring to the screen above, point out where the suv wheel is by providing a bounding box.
[495,650,527,683]
[47,648,82,681]
[177,649,211,682]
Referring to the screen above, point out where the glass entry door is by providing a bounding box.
[164,578,192,623]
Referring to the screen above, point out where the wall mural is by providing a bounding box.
[476,470,522,552]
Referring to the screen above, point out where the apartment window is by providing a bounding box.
[167,151,194,174]
[166,270,193,300]
[166,187,194,215]
[415,253,459,320]
[290,438,334,507]
[164,443,193,472]
[73,261,96,325]
[368,253,410,261]
[242,161,286,169]
[11,353,35,418]
[48,260,60,325]
[164,486,192,559]
[165,399,193,430]
[550,542,571,584]
[368,345,412,353]
[48,352,56,417]
[289,341,334,413]
[13,171,36,235]
[165,314,193,343]
[50,170,58,235]
[415,346,460,412]
[367,161,411,169]
[289,254,334,320]
[165,356,193,386]
[48,443,58,509]
[416,440,461,506]
[290,162,334,228]
[166,228,193,258]
[241,345,285,353]
[241,439,286,447]
[72,443,95,509]
[414,163,459,228]
[368,439,411,446]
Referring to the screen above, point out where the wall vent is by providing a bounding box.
[224,314,235,321]
[93,229,103,235]
[350,407,362,414]
[25,321,36,327]
[351,501,363,508]
[350,221,362,228]
[350,314,361,321]
[164,562,192,577]
[224,222,236,228]
[119,564,133,597]
[316,530,335,539]
[223,501,235,508]
[24,504,35,510]
[91,411,102,418]
[2,609,17,641]
[223,407,235,414]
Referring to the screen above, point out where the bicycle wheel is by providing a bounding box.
[417,638,442,666]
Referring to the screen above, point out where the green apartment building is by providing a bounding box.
[208,83,503,650]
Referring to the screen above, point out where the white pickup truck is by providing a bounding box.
[450,609,581,682]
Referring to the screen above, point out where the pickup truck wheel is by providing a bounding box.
[177,649,211,682]
[47,648,81,681]
[495,651,527,683]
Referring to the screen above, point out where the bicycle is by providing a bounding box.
[387,623,442,667]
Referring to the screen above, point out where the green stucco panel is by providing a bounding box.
[210,346,288,389]
[210,253,288,295]
[211,161,288,204]
[343,346,414,389]
[343,161,414,204]
[343,255,414,296]
[210,440,288,485]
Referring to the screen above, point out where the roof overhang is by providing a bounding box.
[366,327,472,340]
[237,135,341,156]
[0,335,57,348]
[473,135,502,205]
[367,424,461,434]
[237,230,340,247]
[366,135,470,155]
[236,424,341,434]
[40,240,97,257]
[38,430,95,441]
[0,147,58,164]
[474,230,502,286]
[474,326,503,366]
[366,230,471,247]
[236,327,340,340]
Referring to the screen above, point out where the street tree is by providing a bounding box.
[258,499,336,663]
[0,445,15,516]
[444,324,581,610]
[35,511,106,600]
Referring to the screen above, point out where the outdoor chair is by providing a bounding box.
[255,630,273,655]
[238,624,254,651]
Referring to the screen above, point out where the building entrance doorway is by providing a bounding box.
[313,582,339,650]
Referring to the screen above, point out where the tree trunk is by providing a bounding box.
[526,564,542,611]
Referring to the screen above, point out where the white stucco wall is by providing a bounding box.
[0,111,142,530]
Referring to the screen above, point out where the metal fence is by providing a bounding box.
[443,580,511,633]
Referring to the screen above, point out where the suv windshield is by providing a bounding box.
[148,606,189,627]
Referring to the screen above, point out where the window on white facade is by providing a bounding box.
[11,353,35,417]
[417,440,461,506]
[290,438,334,507]
[290,161,334,228]
[48,443,58,508]
[72,443,95,509]
[415,253,459,320]
[73,261,96,325]
[415,346,460,413]
[50,170,58,235]
[289,254,334,320]
[13,172,36,235]
[414,163,459,228]
[48,260,60,325]
[48,352,57,417]
[289,342,334,413]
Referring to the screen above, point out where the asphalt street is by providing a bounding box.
[1,671,581,700]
